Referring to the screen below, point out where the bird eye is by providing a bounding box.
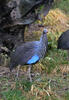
[43,29,48,34]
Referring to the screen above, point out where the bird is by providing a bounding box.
[57,30,69,59]
[10,28,48,82]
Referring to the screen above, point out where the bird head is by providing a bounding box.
[40,28,48,42]
[43,29,48,34]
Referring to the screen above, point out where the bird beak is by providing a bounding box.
[46,30,48,33]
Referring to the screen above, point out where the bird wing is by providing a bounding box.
[65,42,69,49]
[58,30,69,42]
[27,54,39,64]
[58,30,69,49]
[10,41,40,65]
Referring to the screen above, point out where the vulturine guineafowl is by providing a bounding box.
[57,30,69,59]
[10,29,48,82]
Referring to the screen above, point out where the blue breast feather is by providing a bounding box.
[27,55,39,64]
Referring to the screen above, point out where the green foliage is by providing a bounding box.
[65,92,69,100]
[2,89,27,100]
[53,0,69,14]
[41,49,69,73]
[21,80,33,92]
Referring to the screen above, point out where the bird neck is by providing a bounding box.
[40,34,48,46]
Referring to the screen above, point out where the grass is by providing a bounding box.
[0,0,69,100]
[1,72,69,100]
[2,89,26,100]
[53,0,69,14]
[41,49,69,74]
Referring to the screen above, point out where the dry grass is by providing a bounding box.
[42,9,69,33]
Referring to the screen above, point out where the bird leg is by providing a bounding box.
[16,65,21,79]
[27,65,32,82]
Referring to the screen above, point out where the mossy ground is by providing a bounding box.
[0,0,69,100]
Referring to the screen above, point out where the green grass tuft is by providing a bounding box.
[2,89,27,100]
[54,0,69,14]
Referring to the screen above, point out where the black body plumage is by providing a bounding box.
[10,29,48,71]
[57,30,69,50]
